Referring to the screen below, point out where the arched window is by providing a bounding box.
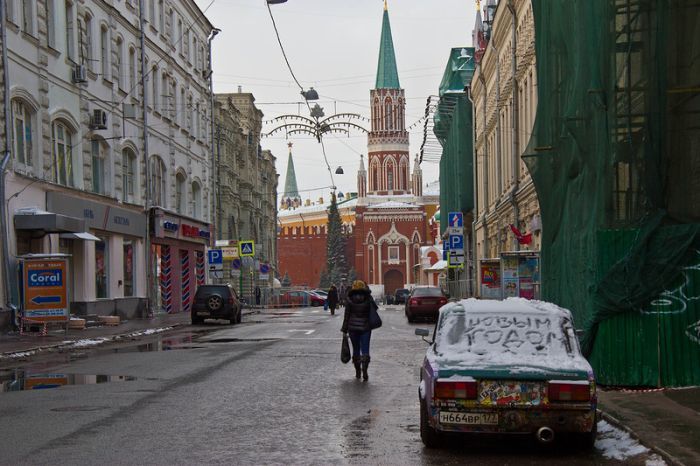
[384,97,392,130]
[12,99,35,167]
[192,180,201,218]
[46,0,56,48]
[91,138,108,194]
[175,171,186,213]
[158,0,164,31]
[149,0,155,24]
[52,120,74,186]
[398,98,404,129]
[121,148,135,202]
[399,157,408,190]
[371,160,379,191]
[179,87,185,126]
[150,156,166,206]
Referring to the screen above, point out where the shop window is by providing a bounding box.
[95,239,108,299]
[123,240,134,297]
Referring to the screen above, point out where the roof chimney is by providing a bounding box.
[237,85,242,93]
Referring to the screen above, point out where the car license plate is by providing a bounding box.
[196,312,209,316]
[439,411,498,425]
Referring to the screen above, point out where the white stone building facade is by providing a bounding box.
[0,0,215,325]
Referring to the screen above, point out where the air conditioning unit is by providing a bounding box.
[90,109,108,130]
[72,64,87,83]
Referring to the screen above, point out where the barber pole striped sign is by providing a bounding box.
[195,251,205,286]
[160,246,173,313]
[181,250,191,313]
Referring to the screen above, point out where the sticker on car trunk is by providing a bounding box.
[479,380,545,406]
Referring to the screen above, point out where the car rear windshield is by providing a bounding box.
[195,286,231,298]
[434,311,578,361]
[412,287,443,297]
[396,289,408,295]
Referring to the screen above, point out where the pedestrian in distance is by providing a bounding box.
[327,284,339,316]
[341,280,376,381]
[254,285,261,306]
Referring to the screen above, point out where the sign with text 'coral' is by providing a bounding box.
[22,258,69,322]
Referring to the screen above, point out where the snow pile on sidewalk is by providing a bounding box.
[595,420,666,465]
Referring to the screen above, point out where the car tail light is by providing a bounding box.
[434,380,477,399]
[439,298,447,305]
[548,381,591,402]
[409,298,420,305]
[228,297,235,305]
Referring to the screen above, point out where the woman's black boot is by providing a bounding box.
[352,356,361,379]
[361,355,370,381]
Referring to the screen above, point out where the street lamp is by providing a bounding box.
[300,87,319,101]
[335,166,344,174]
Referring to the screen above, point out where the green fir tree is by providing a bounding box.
[324,192,350,288]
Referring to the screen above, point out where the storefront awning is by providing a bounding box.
[14,212,85,233]
[59,232,101,241]
[427,260,448,271]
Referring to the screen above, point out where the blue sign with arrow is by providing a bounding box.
[31,295,61,305]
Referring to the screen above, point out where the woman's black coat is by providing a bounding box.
[341,288,373,333]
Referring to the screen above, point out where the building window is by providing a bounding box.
[91,139,106,194]
[179,88,185,126]
[95,238,108,299]
[158,0,164,31]
[384,98,391,130]
[52,121,73,186]
[21,0,34,35]
[177,18,182,53]
[128,46,136,91]
[175,172,186,214]
[123,239,134,297]
[151,66,158,111]
[64,1,74,59]
[388,245,400,264]
[150,156,166,206]
[192,181,201,218]
[100,25,109,79]
[115,36,123,89]
[148,0,155,25]
[387,164,394,190]
[12,100,33,167]
[45,0,56,48]
[122,148,135,201]
[83,13,93,71]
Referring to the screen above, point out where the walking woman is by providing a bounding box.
[340,280,377,381]
[327,284,339,315]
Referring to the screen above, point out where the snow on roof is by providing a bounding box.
[278,197,358,218]
[427,259,447,271]
[429,298,592,374]
[369,201,416,209]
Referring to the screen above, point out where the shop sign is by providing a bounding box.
[47,192,146,237]
[22,258,69,322]
[182,224,211,239]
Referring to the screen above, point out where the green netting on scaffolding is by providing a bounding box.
[524,0,700,386]
[435,47,476,236]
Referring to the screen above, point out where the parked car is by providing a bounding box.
[312,289,329,298]
[416,298,597,449]
[394,288,410,304]
[191,284,242,325]
[280,290,325,307]
[405,286,448,322]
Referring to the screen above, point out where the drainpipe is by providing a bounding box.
[466,84,478,297]
[491,34,502,200]
[138,0,154,313]
[207,28,220,244]
[507,0,520,252]
[0,1,17,319]
[478,72,489,259]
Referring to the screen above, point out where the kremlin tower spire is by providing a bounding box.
[281,142,301,209]
[367,2,410,196]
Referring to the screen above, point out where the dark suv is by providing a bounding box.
[394,288,410,304]
[191,284,242,325]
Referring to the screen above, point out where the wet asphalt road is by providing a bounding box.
[0,305,659,465]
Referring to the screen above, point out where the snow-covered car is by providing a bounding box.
[416,298,597,448]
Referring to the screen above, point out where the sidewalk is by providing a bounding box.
[598,387,700,466]
[1,311,698,465]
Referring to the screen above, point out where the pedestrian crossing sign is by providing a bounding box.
[238,240,255,257]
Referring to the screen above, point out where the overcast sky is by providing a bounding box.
[198,0,477,202]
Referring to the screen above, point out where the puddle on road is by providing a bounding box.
[0,369,136,393]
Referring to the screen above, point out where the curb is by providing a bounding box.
[597,409,685,466]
